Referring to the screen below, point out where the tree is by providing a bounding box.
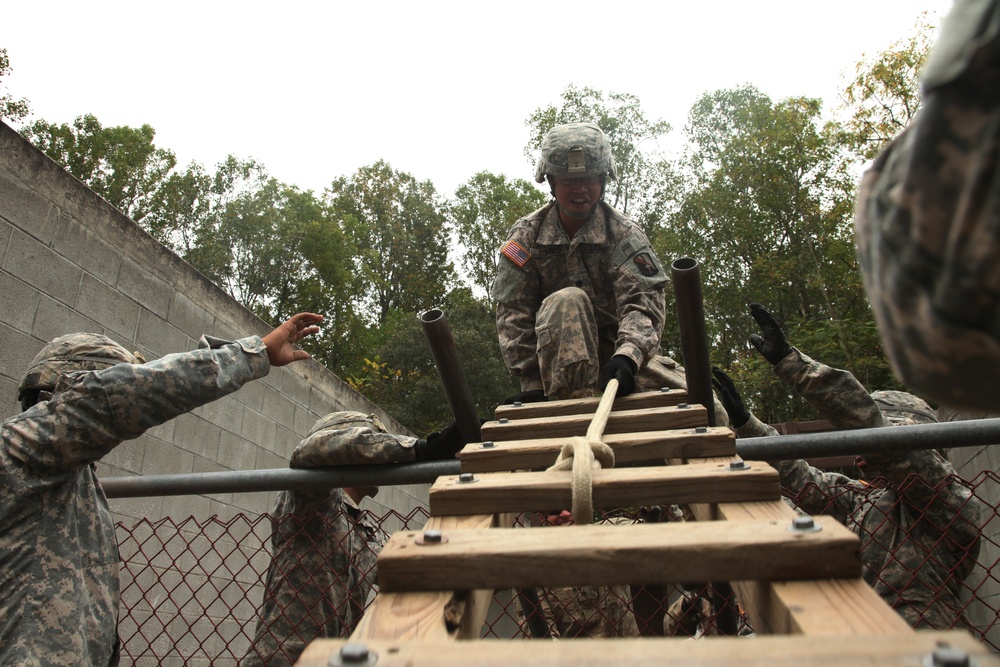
[662,85,891,423]
[20,114,176,222]
[0,48,30,123]
[326,160,454,326]
[839,12,937,160]
[346,287,515,434]
[450,171,548,300]
[524,85,678,237]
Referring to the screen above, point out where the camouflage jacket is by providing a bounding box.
[0,336,270,667]
[736,348,982,629]
[854,0,1000,412]
[491,202,669,391]
[242,489,387,667]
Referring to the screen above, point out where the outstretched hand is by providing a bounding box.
[262,313,323,367]
[748,303,792,366]
[711,367,750,428]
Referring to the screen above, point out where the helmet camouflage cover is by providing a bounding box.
[870,390,939,426]
[290,411,419,468]
[535,122,618,183]
[18,332,138,403]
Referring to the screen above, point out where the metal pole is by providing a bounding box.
[671,257,716,426]
[420,308,482,444]
[735,418,1000,462]
[101,460,459,499]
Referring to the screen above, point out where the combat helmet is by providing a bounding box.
[306,411,389,438]
[18,333,140,409]
[534,122,618,184]
[871,390,938,426]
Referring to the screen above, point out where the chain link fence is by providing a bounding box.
[115,471,1000,664]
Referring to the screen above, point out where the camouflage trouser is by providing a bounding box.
[536,287,728,425]
[518,584,640,638]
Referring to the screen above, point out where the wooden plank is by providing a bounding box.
[738,577,913,636]
[492,388,689,421]
[461,426,735,473]
[481,404,708,441]
[689,493,912,636]
[350,513,506,641]
[376,516,859,592]
[299,632,998,667]
[430,461,779,516]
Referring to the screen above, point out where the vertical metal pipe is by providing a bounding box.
[671,257,716,426]
[420,308,482,444]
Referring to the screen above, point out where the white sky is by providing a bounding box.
[2,0,954,199]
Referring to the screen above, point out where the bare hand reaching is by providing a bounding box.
[262,313,323,367]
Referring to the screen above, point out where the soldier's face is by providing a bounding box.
[552,176,602,219]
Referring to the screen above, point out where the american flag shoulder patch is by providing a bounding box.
[501,240,530,267]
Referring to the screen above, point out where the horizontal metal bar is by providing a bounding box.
[101,419,1000,499]
[736,418,1000,462]
[102,460,460,498]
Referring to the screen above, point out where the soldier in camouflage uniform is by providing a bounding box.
[855,0,1000,413]
[0,312,322,667]
[712,304,982,629]
[492,121,711,406]
[242,412,393,667]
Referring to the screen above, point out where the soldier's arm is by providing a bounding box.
[609,233,669,368]
[492,235,544,391]
[4,336,270,474]
[774,348,887,430]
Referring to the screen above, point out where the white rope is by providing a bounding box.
[546,379,617,523]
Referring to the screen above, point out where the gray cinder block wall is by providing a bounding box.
[0,120,430,521]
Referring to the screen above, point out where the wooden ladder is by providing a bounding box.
[296,389,996,666]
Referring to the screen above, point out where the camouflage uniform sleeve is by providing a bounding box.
[773,348,887,430]
[3,336,269,475]
[492,222,545,391]
[854,0,1000,412]
[608,229,669,368]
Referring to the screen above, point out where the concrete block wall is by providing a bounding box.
[0,119,430,522]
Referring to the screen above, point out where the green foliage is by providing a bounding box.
[659,84,890,424]
[347,288,515,434]
[326,160,455,326]
[20,114,176,222]
[524,85,679,238]
[0,48,30,123]
[839,12,936,160]
[450,171,548,300]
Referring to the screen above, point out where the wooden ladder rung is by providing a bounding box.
[460,426,735,473]
[300,632,999,667]
[481,404,709,441]
[493,388,689,421]
[430,460,778,516]
[377,516,859,592]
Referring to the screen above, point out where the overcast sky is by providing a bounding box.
[2,0,954,198]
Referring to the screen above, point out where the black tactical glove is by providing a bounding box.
[600,355,638,398]
[711,367,750,428]
[415,422,464,461]
[502,389,548,405]
[748,302,792,366]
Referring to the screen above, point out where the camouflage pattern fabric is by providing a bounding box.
[0,335,270,666]
[533,584,639,638]
[289,411,419,467]
[854,0,1000,412]
[534,122,618,183]
[492,202,668,399]
[241,489,387,667]
[736,348,983,629]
